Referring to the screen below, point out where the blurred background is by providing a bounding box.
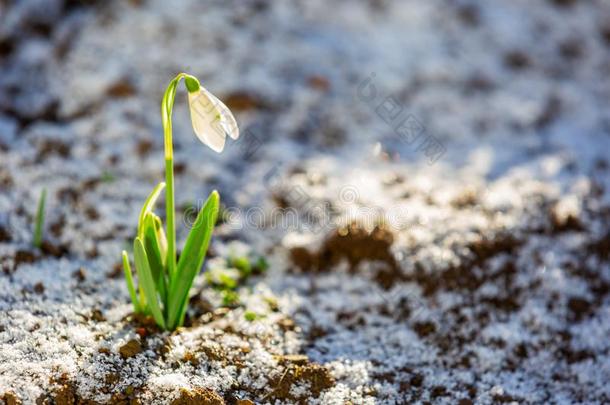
[1,0,610,261]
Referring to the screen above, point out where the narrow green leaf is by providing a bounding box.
[167,191,219,329]
[134,238,166,329]
[153,214,167,261]
[122,250,140,313]
[33,188,46,248]
[143,213,167,305]
[138,182,166,238]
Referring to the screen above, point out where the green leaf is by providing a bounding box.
[231,256,252,277]
[254,256,269,273]
[138,182,166,238]
[244,311,259,322]
[218,272,238,290]
[222,290,240,307]
[143,213,167,304]
[153,214,168,260]
[134,237,166,329]
[122,250,140,313]
[167,190,219,329]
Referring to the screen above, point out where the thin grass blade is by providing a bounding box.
[33,188,46,248]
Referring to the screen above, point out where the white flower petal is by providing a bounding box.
[188,90,226,153]
[204,89,240,140]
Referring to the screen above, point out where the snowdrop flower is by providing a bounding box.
[185,76,239,153]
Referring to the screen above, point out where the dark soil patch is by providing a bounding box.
[106,78,136,99]
[0,224,11,242]
[588,231,610,261]
[1,391,21,405]
[36,139,72,161]
[223,91,272,112]
[264,357,335,402]
[40,240,70,258]
[290,223,400,287]
[504,50,531,70]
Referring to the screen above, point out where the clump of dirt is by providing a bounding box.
[40,240,70,258]
[32,374,79,405]
[1,391,21,405]
[36,139,71,161]
[4,241,70,273]
[0,224,10,242]
[4,250,37,273]
[53,382,77,405]
[119,339,142,358]
[504,49,531,70]
[265,356,335,402]
[290,223,399,284]
[170,387,224,405]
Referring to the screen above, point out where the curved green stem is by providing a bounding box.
[161,73,188,282]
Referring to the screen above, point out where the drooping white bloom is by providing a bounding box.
[187,84,239,153]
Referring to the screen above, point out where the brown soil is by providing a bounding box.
[265,357,335,403]
[290,222,400,287]
[170,388,224,405]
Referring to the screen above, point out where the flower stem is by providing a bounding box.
[161,73,187,283]
[164,157,175,279]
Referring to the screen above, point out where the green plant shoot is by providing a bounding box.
[122,73,239,330]
[33,188,46,248]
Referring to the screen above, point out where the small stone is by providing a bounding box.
[119,339,142,358]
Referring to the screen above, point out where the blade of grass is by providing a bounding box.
[122,250,140,313]
[33,188,46,248]
[134,237,166,329]
[167,190,219,329]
